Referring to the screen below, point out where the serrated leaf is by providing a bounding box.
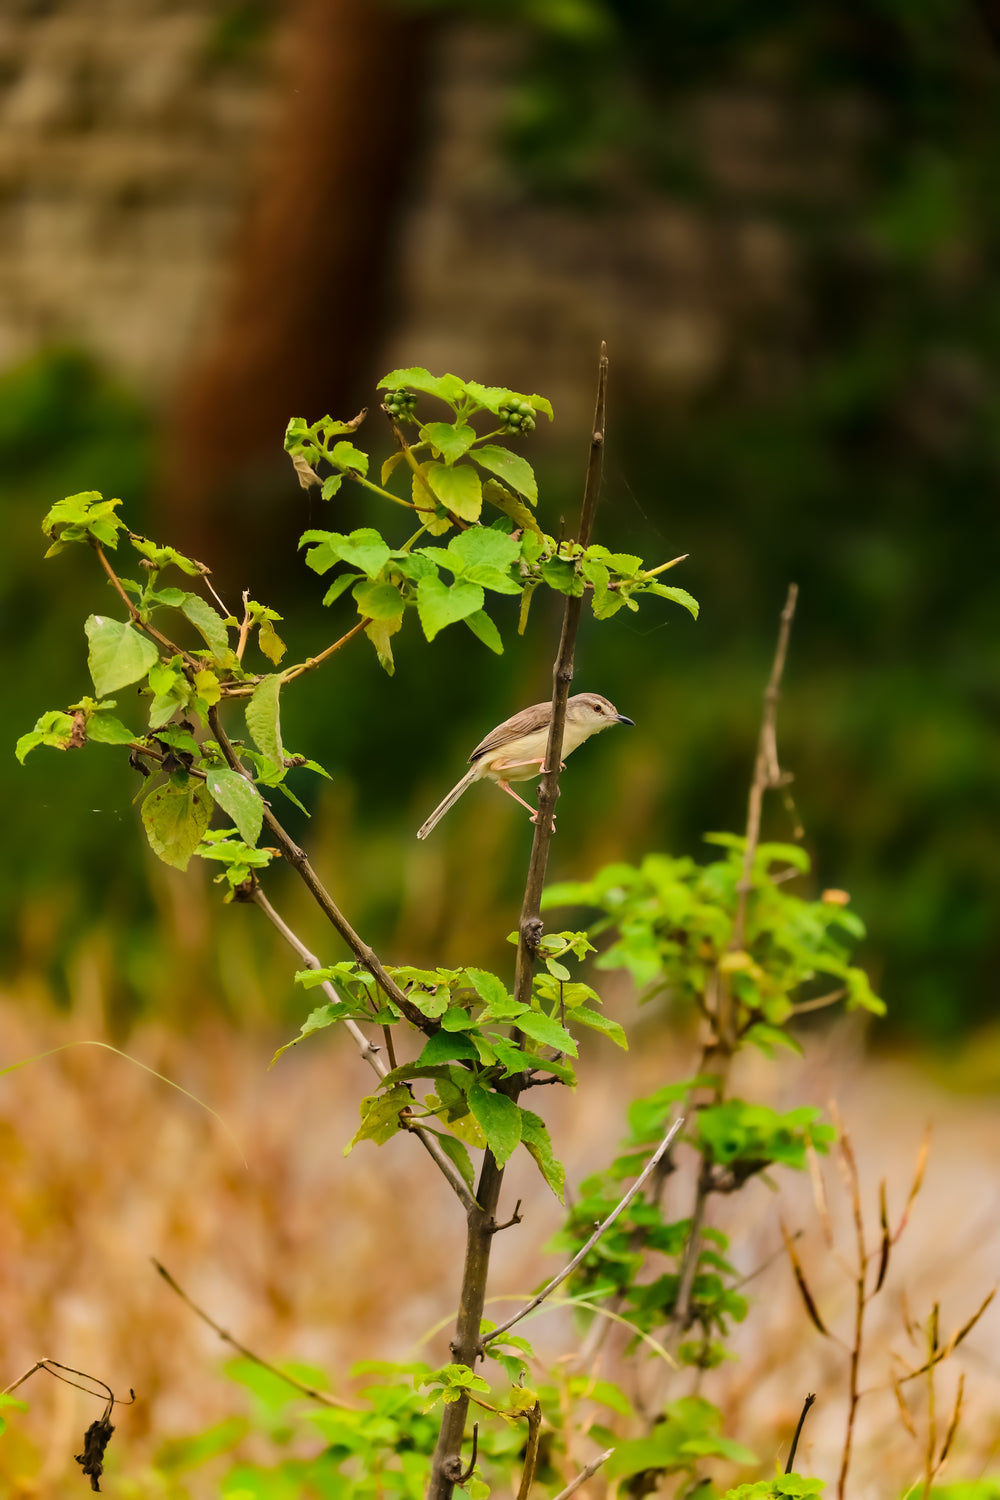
[206,767,263,846]
[416,576,484,640]
[516,1009,578,1055]
[377,368,468,406]
[353,579,405,621]
[482,480,545,539]
[417,1032,480,1066]
[85,615,160,696]
[519,1107,565,1201]
[337,529,390,578]
[464,610,503,654]
[180,593,231,658]
[447,526,521,572]
[85,711,137,745]
[365,615,403,675]
[15,710,76,762]
[271,1002,354,1064]
[468,1083,521,1167]
[246,675,283,767]
[571,1006,628,1049]
[347,1085,411,1152]
[140,781,212,870]
[420,422,477,463]
[644,583,700,619]
[424,462,482,521]
[472,445,537,503]
[466,969,510,1008]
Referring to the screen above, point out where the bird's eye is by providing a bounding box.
[593,701,603,712]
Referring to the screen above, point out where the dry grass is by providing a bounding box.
[2,978,999,1498]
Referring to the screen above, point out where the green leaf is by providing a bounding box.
[347,1085,411,1152]
[465,969,511,1009]
[448,526,521,571]
[540,557,584,596]
[85,710,137,745]
[644,583,700,619]
[468,1083,522,1167]
[337,528,390,578]
[257,616,286,664]
[246,675,284,767]
[353,579,405,621]
[463,609,503,654]
[377,368,468,406]
[417,1033,480,1066]
[15,710,77,762]
[180,593,231,658]
[271,1001,359,1064]
[519,1107,565,1201]
[516,1009,577,1055]
[140,781,212,870]
[426,1130,475,1190]
[206,768,263,846]
[129,535,204,576]
[85,615,160,696]
[42,491,125,552]
[472,445,537,503]
[416,576,484,641]
[419,421,477,462]
[424,462,483,521]
[365,615,403,675]
[570,1006,628,1050]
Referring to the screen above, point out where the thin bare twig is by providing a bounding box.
[550,1448,615,1500]
[483,1118,684,1346]
[251,886,477,1214]
[207,706,432,1034]
[674,586,799,1329]
[152,1260,353,1409]
[92,542,200,667]
[786,1393,816,1474]
[3,1360,131,1406]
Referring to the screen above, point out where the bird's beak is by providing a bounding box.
[616,714,634,726]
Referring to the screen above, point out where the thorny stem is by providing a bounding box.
[673,585,799,1330]
[250,886,476,1212]
[428,346,610,1500]
[206,707,432,1034]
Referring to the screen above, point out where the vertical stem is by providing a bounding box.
[428,346,610,1500]
[513,343,608,1008]
[426,1154,506,1500]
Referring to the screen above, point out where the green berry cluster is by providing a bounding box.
[498,398,535,434]
[384,389,419,421]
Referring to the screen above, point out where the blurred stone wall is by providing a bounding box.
[0,0,277,393]
[0,6,863,427]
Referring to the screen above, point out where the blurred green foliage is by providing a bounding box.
[6,0,1000,1040]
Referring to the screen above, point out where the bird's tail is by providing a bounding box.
[417,766,480,840]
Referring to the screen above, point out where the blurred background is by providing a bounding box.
[2,0,1000,1490]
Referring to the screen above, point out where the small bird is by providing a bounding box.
[417,692,633,839]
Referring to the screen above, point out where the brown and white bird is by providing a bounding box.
[417,692,633,839]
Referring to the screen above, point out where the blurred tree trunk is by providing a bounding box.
[157,0,434,581]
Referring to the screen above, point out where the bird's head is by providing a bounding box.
[566,693,634,738]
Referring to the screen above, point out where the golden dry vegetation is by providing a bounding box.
[3,972,1000,1498]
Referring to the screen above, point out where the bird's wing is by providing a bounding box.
[469,700,551,763]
